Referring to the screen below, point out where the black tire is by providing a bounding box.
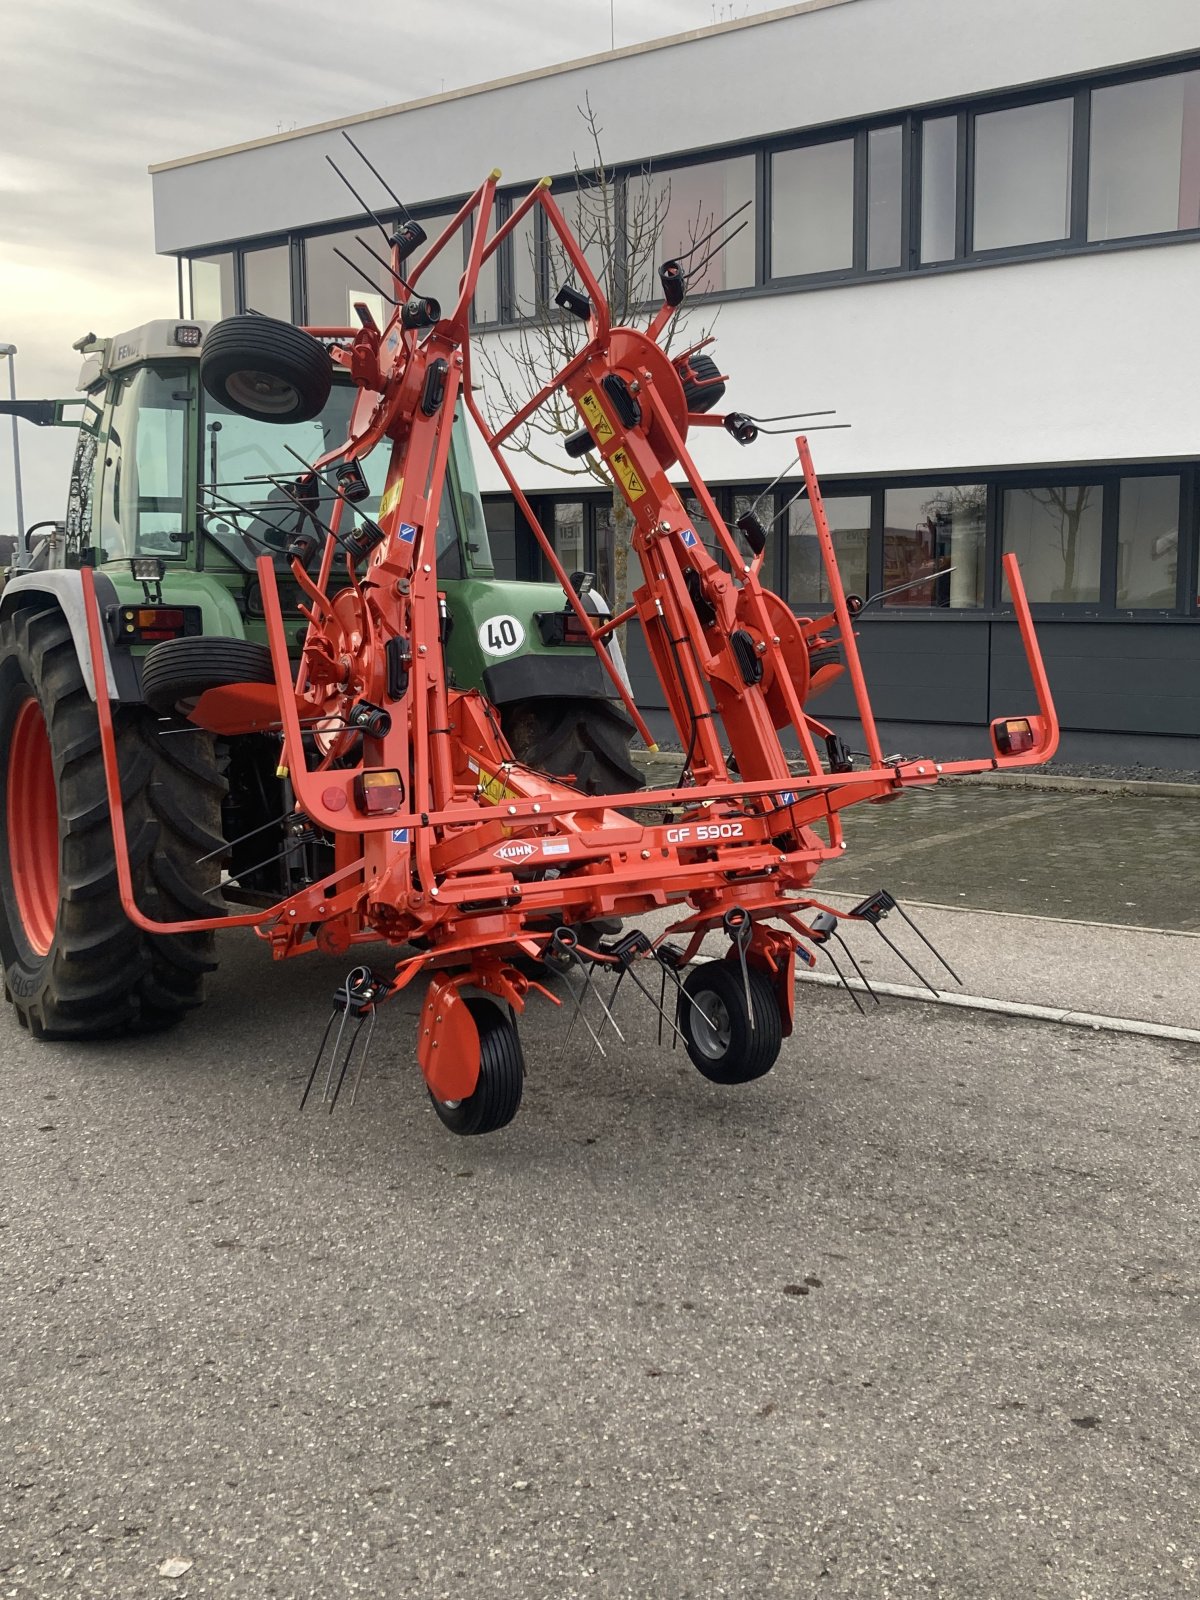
[677,352,726,415]
[200,315,332,424]
[501,697,644,797]
[808,644,841,675]
[677,959,783,1084]
[0,605,227,1039]
[141,637,276,715]
[429,998,524,1136]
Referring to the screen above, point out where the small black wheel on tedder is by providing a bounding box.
[428,997,525,1136]
[677,960,783,1084]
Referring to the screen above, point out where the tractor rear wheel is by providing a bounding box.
[0,606,226,1039]
[677,960,783,1084]
[428,998,524,1136]
[501,698,643,797]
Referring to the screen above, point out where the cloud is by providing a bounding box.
[0,0,772,522]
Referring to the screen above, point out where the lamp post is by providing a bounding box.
[0,343,26,536]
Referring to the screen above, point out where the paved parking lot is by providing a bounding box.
[3,928,1197,1599]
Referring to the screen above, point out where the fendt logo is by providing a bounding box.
[494,841,536,864]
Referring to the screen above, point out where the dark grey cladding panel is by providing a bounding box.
[821,619,991,725]
[989,621,1200,736]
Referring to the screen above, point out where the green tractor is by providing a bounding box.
[0,317,641,1038]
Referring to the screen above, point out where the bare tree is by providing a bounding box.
[477,97,717,634]
[1028,485,1097,599]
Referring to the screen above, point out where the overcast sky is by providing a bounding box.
[0,0,779,525]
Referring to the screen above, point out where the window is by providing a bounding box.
[305,227,376,326]
[627,156,756,299]
[406,212,463,319]
[551,502,585,578]
[788,495,871,608]
[95,367,189,561]
[200,380,389,568]
[1002,484,1102,604]
[972,99,1074,251]
[242,244,291,320]
[920,117,958,263]
[484,500,519,580]
[471,216,500,324]
[883,486,985,607]
[191,254,234,321]
[1117,475,1181,608]
[511,204,543,317]
[770,139,855,277]
[867,127,903,271]
[1089,71,1200,241]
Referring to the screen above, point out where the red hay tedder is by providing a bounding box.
[75,162,1058,1133]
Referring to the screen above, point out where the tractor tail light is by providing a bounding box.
[535,610,594,647]
[994,717,1035,755]
[354,769,405,815]
[111,605,203,644]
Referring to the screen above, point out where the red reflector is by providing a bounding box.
[562,613,592,643]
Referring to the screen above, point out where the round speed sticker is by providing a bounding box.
[478,614,526,658]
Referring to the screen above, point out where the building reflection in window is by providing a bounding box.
[883,485,985,607]
[788,494,871,608]
[1002,484,1102,603]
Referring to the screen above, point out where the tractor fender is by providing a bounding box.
[0,571,132,701]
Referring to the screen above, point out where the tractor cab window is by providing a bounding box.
[200,379,477,578]
[95,365,189,561]
[200,380,389,569]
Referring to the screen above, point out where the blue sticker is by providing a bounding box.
[397,522,418,544]
[680,526,699,548]
[779,790,797,806]
[390,827,410,844]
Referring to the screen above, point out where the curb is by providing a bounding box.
[630,752,1200,800]
[795,970,1200,1045]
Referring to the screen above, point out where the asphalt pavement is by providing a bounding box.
[3,911,1199,1599]
[3,780,1199,1598]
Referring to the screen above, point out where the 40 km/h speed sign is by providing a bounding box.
[478,614,526,657]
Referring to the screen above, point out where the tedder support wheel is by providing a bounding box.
[141,636,276,715]
[200,314,332,424]
[0,605,226,1039]
[678,959,783,1084]
[428,997,524,1136]
[500,698,644,797]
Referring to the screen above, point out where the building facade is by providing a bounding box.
[150,0,1200,766]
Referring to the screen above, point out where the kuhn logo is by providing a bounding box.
[494,841,536,863]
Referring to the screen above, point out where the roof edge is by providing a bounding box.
[148,0,860,175]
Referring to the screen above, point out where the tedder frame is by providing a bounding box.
[76,164,1058,1131]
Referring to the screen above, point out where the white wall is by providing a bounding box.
[468,240,1200,492]
[151,0,1199,252]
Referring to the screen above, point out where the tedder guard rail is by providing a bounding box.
[78,164,1058,1129]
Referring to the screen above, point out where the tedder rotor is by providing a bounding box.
[72,164,1058,1135]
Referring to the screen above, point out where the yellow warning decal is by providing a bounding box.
[379,477,405,520]
[476,765,518,805]
[610,447,647,502]
[578,388,615,445]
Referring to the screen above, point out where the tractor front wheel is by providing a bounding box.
[677,960,783,1084]
[0,606,227,1039]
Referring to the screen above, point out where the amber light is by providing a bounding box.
[114,605,201,644]
[354,769,405,815]
[994,717,1034,755]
